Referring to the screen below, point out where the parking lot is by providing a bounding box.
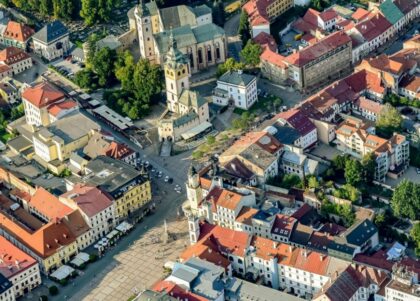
[52,58,83,78]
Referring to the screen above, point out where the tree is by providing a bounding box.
[132,58,163,104]
[74,69,96,89]
[217,58,245,76]
[206,135,216,145]
[80,0,98,25]
[374,212,386,228]
[361,152,376,183]
[10,103,25,120]
[411,223,420,257]
[376,104,403,138]
[308,176,320,189]
[240,40,262,67]
[338,203,355,227]
[344,159,362,186]
[281,174,302,189]
[238,10,251,47]
[332,155,348,171]
[115,51,135,91]
[391,180,420,220]
[91,47,117,86]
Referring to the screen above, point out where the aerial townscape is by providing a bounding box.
[0,0,418,300]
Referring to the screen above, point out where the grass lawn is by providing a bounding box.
[233,95,281,115]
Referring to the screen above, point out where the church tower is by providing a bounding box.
[186,165,202,214]
[135,0,156,62]
[164,32,190,113]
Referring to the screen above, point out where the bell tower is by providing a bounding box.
[135,0,156,62]
[186,165,202,214]
[164,31,190,114]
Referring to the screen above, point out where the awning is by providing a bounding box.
[50,265,75,280]
[181,122,213,140]
[116,221,133,232]
[106,230,119,239]
[70,252,90,267]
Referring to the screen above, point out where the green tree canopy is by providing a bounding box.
[361,152,376,183]
[391,180,420,220]
[238,10,251,47]
[115,50,135,91]
[217,58,245,76]
[411,223,420,257]
[344,159,362,186]
[240,40,262,67]
[91,47,117,86]
[376,104,403,138]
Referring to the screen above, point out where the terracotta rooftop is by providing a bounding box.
[180,242,230,270]
[0,235,38,279]
[351,8,370,22]
[399,75,420,94]
[29,187,73,220]
[3,21,34,43]
[285,31,351,67]
[152,280,208,301]
[0,46,30,65]
[319,9,338,22]
[354,97,383,115]
[197,223,250,257]
[47,99,77,117]
[235,206,258,226]
[204,186,246,211]
[60,184,114,218]
[104,141,134,160]
[242,0,271,27]
[22,82,65,108]
[253,31,277,52]
[355,13,392,42]
[271,214,296,237]
[260,48,288,68]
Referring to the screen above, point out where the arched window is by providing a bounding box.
[207,45,212,62]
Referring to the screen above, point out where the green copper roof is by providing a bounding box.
[191,23,225,43]
[173,111,199,127]
[179,90,207,109]
[218,71,256,86]
[379,0,404,25]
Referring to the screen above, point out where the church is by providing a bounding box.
[158,32,211,142]
[134,0,228,73]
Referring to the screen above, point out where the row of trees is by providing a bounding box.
[2,0,120,24]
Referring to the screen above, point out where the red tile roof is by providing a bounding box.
[235,206,258,225]
[253,32,277,52]
[204,186,245,211]
[0,46,31,65]
[355,97,383,115]
[260,48,288,68]
[60,184,114,218]
[0,65,11,74]
[275,108,316,136]
[47,99,77,117]
[285,31,351,67]
[30,187,73,220]
[180,242,231,270]
[243,0,271,27]
[104,141,134,160]
[355,13,392,42]
[271,214,296,237]
[152,281,209,301]
[3,21,34,43]
[0,235,38,279]
[352,8,370,22]
[22,82,65,108]
[319,9,338,22]
[197,223,250,257]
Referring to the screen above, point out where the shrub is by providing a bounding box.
[89,254,98,262]
[49,286,58,296]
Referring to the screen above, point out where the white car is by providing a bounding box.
[164,176,169,182]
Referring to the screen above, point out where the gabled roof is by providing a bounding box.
[47,99,77,117]
[379,0,404,25]
[3,21,34,42]
[104,141,134,160]
[285,31,351,67]
[354,97,383,115]
[0,46,30,65]
[33,20,68,43]
[355,13,392,42]
[60,184,114,218]
[223,157,255,180]
[179,89,207,109]
[22,82,65,108]
[29,187,73,220]
[275,109,316,136]
[0,235,37,279]
[351,8,370,22]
